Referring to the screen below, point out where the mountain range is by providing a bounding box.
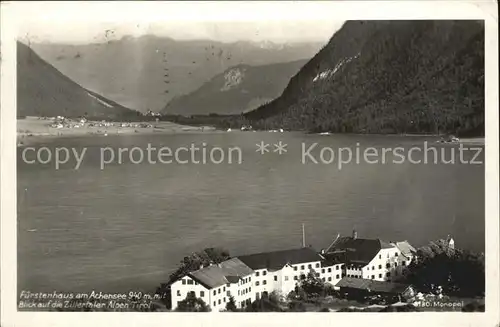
[31,36,324,112]
[17,42,136,118]
[163,60,307,116]
[243,20,484,136]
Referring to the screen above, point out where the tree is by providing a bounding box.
[245,291,283,312]
[298,271,326,299]
[225,295,237,312]
[175,292,210,312]
[403,241,484,298]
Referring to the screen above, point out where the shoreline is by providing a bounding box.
[17,118,485,147]
[17,118,221,147]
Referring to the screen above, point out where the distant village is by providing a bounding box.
[45,116,154,130]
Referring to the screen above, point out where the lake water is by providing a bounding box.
[17,132,485,295]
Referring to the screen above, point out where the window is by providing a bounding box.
[213,290,216,296]
[308,264,312,269]
[300,274,305,280]
[328,268,332,273]
[227,283,230,287]
[285,276,289,281]
[294,276,298,280]
[315,263,320,268]
[223,286,226,291]
[386,272,390,277]
[294,266,298,271]
[249,277,251,282]
[263,271,267,276]
[395,253,399,257]
[321,269,325,273]
[315,272,320,277]
[182,280,186,285]
[214,301,216,307]
[177,290,181,296]
[328,277,332,281]
[371,266,375,270]
[227,291,230,296]
[187,279,194,285]
[336,266,339,270]
[200,291,205,297]
[218,299,221,305]
[263,280,267,285]
[379,274,382,278]
[371,275,375,279]
[387,253,389,258]
[336,275,340,279]
[301,265,305,270]
[218,288,221,294]
[256,281,260,286]
[223,297,226,303]
[249,287,251,292]
[394,262,398,267]
[402,261,406,266]
[378,265,382,269]
[386,263,390,268]
[322,277,325,282]
[274,276,278,281]
[256,272,260,277]
[238,290,240,296]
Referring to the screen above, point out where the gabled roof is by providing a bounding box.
[395,241,416,258]
[336,277,411,294]
[326,237,394,265]
[237,247,322,271]
[188,257,253,289]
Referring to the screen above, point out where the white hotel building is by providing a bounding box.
[323,231,417,282]
[171,247,343,311]
[171,231,420,311]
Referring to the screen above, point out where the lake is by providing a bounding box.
[17,132,485,295]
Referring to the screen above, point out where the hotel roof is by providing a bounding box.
[188,257,253,289]
[326,237,396,265]
[237,247,322,271]
[395,241,417,258]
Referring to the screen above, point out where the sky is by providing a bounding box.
[14,2,345,45]
[19,20,345,45]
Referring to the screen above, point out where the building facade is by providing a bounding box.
[323,231,416,282]
[170,247,344,311]
[170,233,417,311]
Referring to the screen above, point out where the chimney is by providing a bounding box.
[352,230,358,239]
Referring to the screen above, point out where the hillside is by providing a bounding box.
[163,60,307,115]
[31,36,323,112]
[17,42,136,118]
[243,20,484,136]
